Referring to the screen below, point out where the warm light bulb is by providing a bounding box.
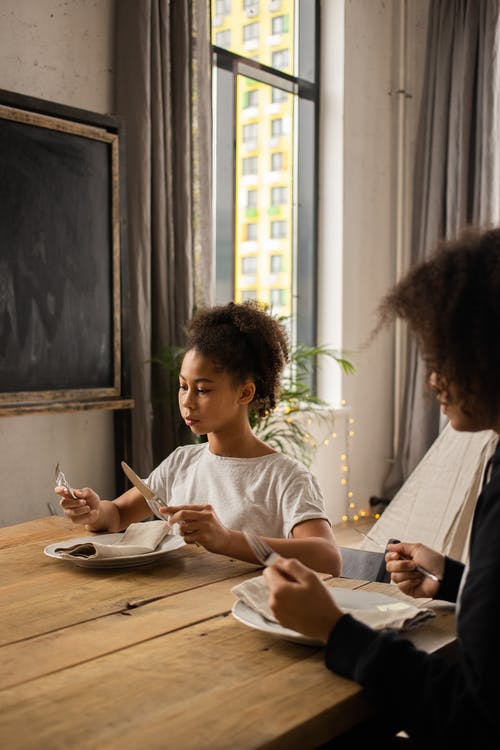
[341,478,347,485]
[349,430,355,437]
[341,453,347,461]
[347,491,353,498]
[353,514,359,521]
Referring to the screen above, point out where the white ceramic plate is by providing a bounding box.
[232,600,323,645]
[231,587,415,646]
[44,532,186,569]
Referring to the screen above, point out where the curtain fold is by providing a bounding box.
[383,0,500,498]
[115,0,213,475]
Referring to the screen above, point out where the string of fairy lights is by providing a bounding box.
[285,401,379,524]
[335,405,375,523]
[264,396,380,524]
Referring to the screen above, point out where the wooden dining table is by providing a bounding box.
[0,516,457,749]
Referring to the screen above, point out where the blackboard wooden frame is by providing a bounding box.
[0,89,133,417]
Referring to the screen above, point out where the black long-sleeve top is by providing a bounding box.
[324,438,500,748]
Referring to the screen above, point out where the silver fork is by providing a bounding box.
[243,531,281,567]
[54,462,77,500]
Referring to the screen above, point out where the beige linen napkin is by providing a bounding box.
[232,575,435,631]
[55,521,171,559]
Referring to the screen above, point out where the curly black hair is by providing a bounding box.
[183,300,289,418]
[374,225,500,421]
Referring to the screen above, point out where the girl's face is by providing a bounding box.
[178,348,255,437]
[429,372,495,432]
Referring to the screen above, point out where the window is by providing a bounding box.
[212,2,319,349]
[243,89,259,108]
[242,255,258,273]
[271,220,287,238]
[246,189,258,208]
[270,152,283,171]
[270,288,287,308]
[242,122,258,143]
[272,49,289,71]
[241,289,257,301]
[243,22,259,42]
[270,254,284,272]
[242,156,258,175]
[215,0,231,16]
[245,223,258,241]
[215,29,231,48]
[271,118,284,137]
[271,87,288,104]
[272,15,288,34]
[271,186,287,206]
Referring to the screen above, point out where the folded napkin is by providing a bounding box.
[232,575,435,632]
[55,521,171,559]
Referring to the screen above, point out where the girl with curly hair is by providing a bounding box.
[264,226,500,747]
[57,301,341,575]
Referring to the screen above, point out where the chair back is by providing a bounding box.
[361,424,498,562]
[340,546,391,582]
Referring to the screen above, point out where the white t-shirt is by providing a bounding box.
[146,443,330,538]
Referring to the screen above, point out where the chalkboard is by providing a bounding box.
[0,91,131,414]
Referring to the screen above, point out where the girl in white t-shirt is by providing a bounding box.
[57,301,341,575]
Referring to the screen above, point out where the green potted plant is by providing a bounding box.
[250,342,354,467]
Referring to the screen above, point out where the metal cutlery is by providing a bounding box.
[121,461,169,520]
[243,531,280,567]
[54,462,77,500]
[354,528,441,582]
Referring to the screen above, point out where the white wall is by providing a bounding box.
[0,0,116,526]
[317,0,429,521]
[0,0,429,528]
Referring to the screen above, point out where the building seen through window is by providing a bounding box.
[212,1,318,343]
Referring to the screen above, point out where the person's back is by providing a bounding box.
[263,226,500,747]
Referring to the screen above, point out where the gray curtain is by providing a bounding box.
[383,0,500,498]
[115,0,213,475]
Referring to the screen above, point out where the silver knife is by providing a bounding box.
[121,461,168,521]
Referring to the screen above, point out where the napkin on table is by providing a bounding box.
[231,575,436,632]
[55,521,171,559]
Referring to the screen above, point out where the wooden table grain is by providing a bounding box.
[0,517,457,749]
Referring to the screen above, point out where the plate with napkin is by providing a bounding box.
[44,521,185,569]
[231,575,436,645]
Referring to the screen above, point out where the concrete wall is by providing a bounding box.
[0,0,116,526]
[0,0,429,527]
